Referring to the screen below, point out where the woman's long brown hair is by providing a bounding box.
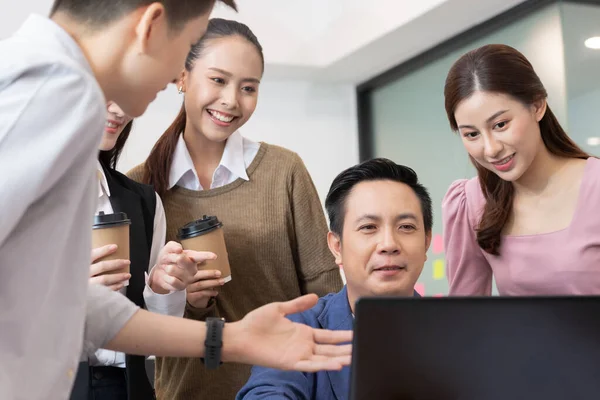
[142,18,264,197]
[444,44,589,255]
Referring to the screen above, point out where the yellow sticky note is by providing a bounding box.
[433,259,445,280]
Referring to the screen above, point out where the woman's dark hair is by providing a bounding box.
[98,120,134,169]
[142,18,264,196]
[325,158,433,238]
[444,44,589,255]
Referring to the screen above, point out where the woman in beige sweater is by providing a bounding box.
[128,18,343,400]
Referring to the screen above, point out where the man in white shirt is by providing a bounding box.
[0,2,351,399]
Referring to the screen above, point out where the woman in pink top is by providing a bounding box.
[442,44,599,296]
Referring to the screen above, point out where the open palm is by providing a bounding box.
[228,294,353,372]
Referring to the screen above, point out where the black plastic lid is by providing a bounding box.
[93,211,131,229]
[178,215,223,240]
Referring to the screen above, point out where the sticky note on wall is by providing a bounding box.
[432,234,444,254]
[433,259,445,280]
[414,283,425,296]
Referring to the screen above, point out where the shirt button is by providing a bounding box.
[67,368,74,379]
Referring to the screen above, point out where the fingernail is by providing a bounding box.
[215,271,221,277]
[219,279,225,285]
[109,244,117,250]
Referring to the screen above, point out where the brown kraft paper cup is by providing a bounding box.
[92,211,131,285]
[178,215,232,283]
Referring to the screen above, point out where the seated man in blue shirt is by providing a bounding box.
[237,158,433,400]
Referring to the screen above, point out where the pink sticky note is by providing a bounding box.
[434,293,444,298]
[432,234,444,254]
[414,283,425,295]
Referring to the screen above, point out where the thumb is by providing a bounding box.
[278,294,319,316]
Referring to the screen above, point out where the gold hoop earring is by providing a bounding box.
[178,86,183,95]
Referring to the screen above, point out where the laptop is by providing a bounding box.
[349,296,600,400]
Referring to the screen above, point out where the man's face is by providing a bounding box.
[328,180,431,308]
[112,5,211,117]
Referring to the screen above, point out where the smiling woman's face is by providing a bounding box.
[99,102,133,151]
[180,35,263,143]
[454,90,546,182]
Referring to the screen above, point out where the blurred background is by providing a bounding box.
[4,0,599,295]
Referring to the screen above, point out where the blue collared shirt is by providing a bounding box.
[237,287,420,400]
[237,286,353,400]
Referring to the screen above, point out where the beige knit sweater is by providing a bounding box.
[128,143,343,399]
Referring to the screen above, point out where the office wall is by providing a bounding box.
[561,2,600,157]
[369,3,568,296]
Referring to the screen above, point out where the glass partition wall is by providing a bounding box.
[358,0,600,296]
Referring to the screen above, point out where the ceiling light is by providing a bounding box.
[586,137,600,146]
[584,37,600,49]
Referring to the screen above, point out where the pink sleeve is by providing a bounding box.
[442,179,493,295]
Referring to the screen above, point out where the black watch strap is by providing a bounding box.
[204,317,225,369]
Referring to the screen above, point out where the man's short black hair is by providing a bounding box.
[325,158,433,237]
[50,0,237,29]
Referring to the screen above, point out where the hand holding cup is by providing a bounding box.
[149,241,218,295]
[90,211,131,290]
[186,263,227,309]
[89,244,131,291]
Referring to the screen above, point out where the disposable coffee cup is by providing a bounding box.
[92,211,131,285]
[178,215,231,283]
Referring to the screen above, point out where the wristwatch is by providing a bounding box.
[203,317,225,369]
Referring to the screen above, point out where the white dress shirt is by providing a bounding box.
[92,163,186,367]
[169,131,260,190]
[0,15,138,400]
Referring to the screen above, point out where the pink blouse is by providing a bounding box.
[442,157,600,296]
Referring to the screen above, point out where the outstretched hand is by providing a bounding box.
[224,294,352,372]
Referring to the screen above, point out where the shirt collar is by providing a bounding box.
[15,15,94,76]
[96,161,110,198]
[168,131,249,190]
[318,286,354,331]
[219,131,250,182]
[168,134,198,190]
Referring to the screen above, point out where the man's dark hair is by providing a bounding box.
[325,158,433,237]
[50,0,237,29]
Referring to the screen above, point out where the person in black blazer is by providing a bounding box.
[71,102,225,400]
